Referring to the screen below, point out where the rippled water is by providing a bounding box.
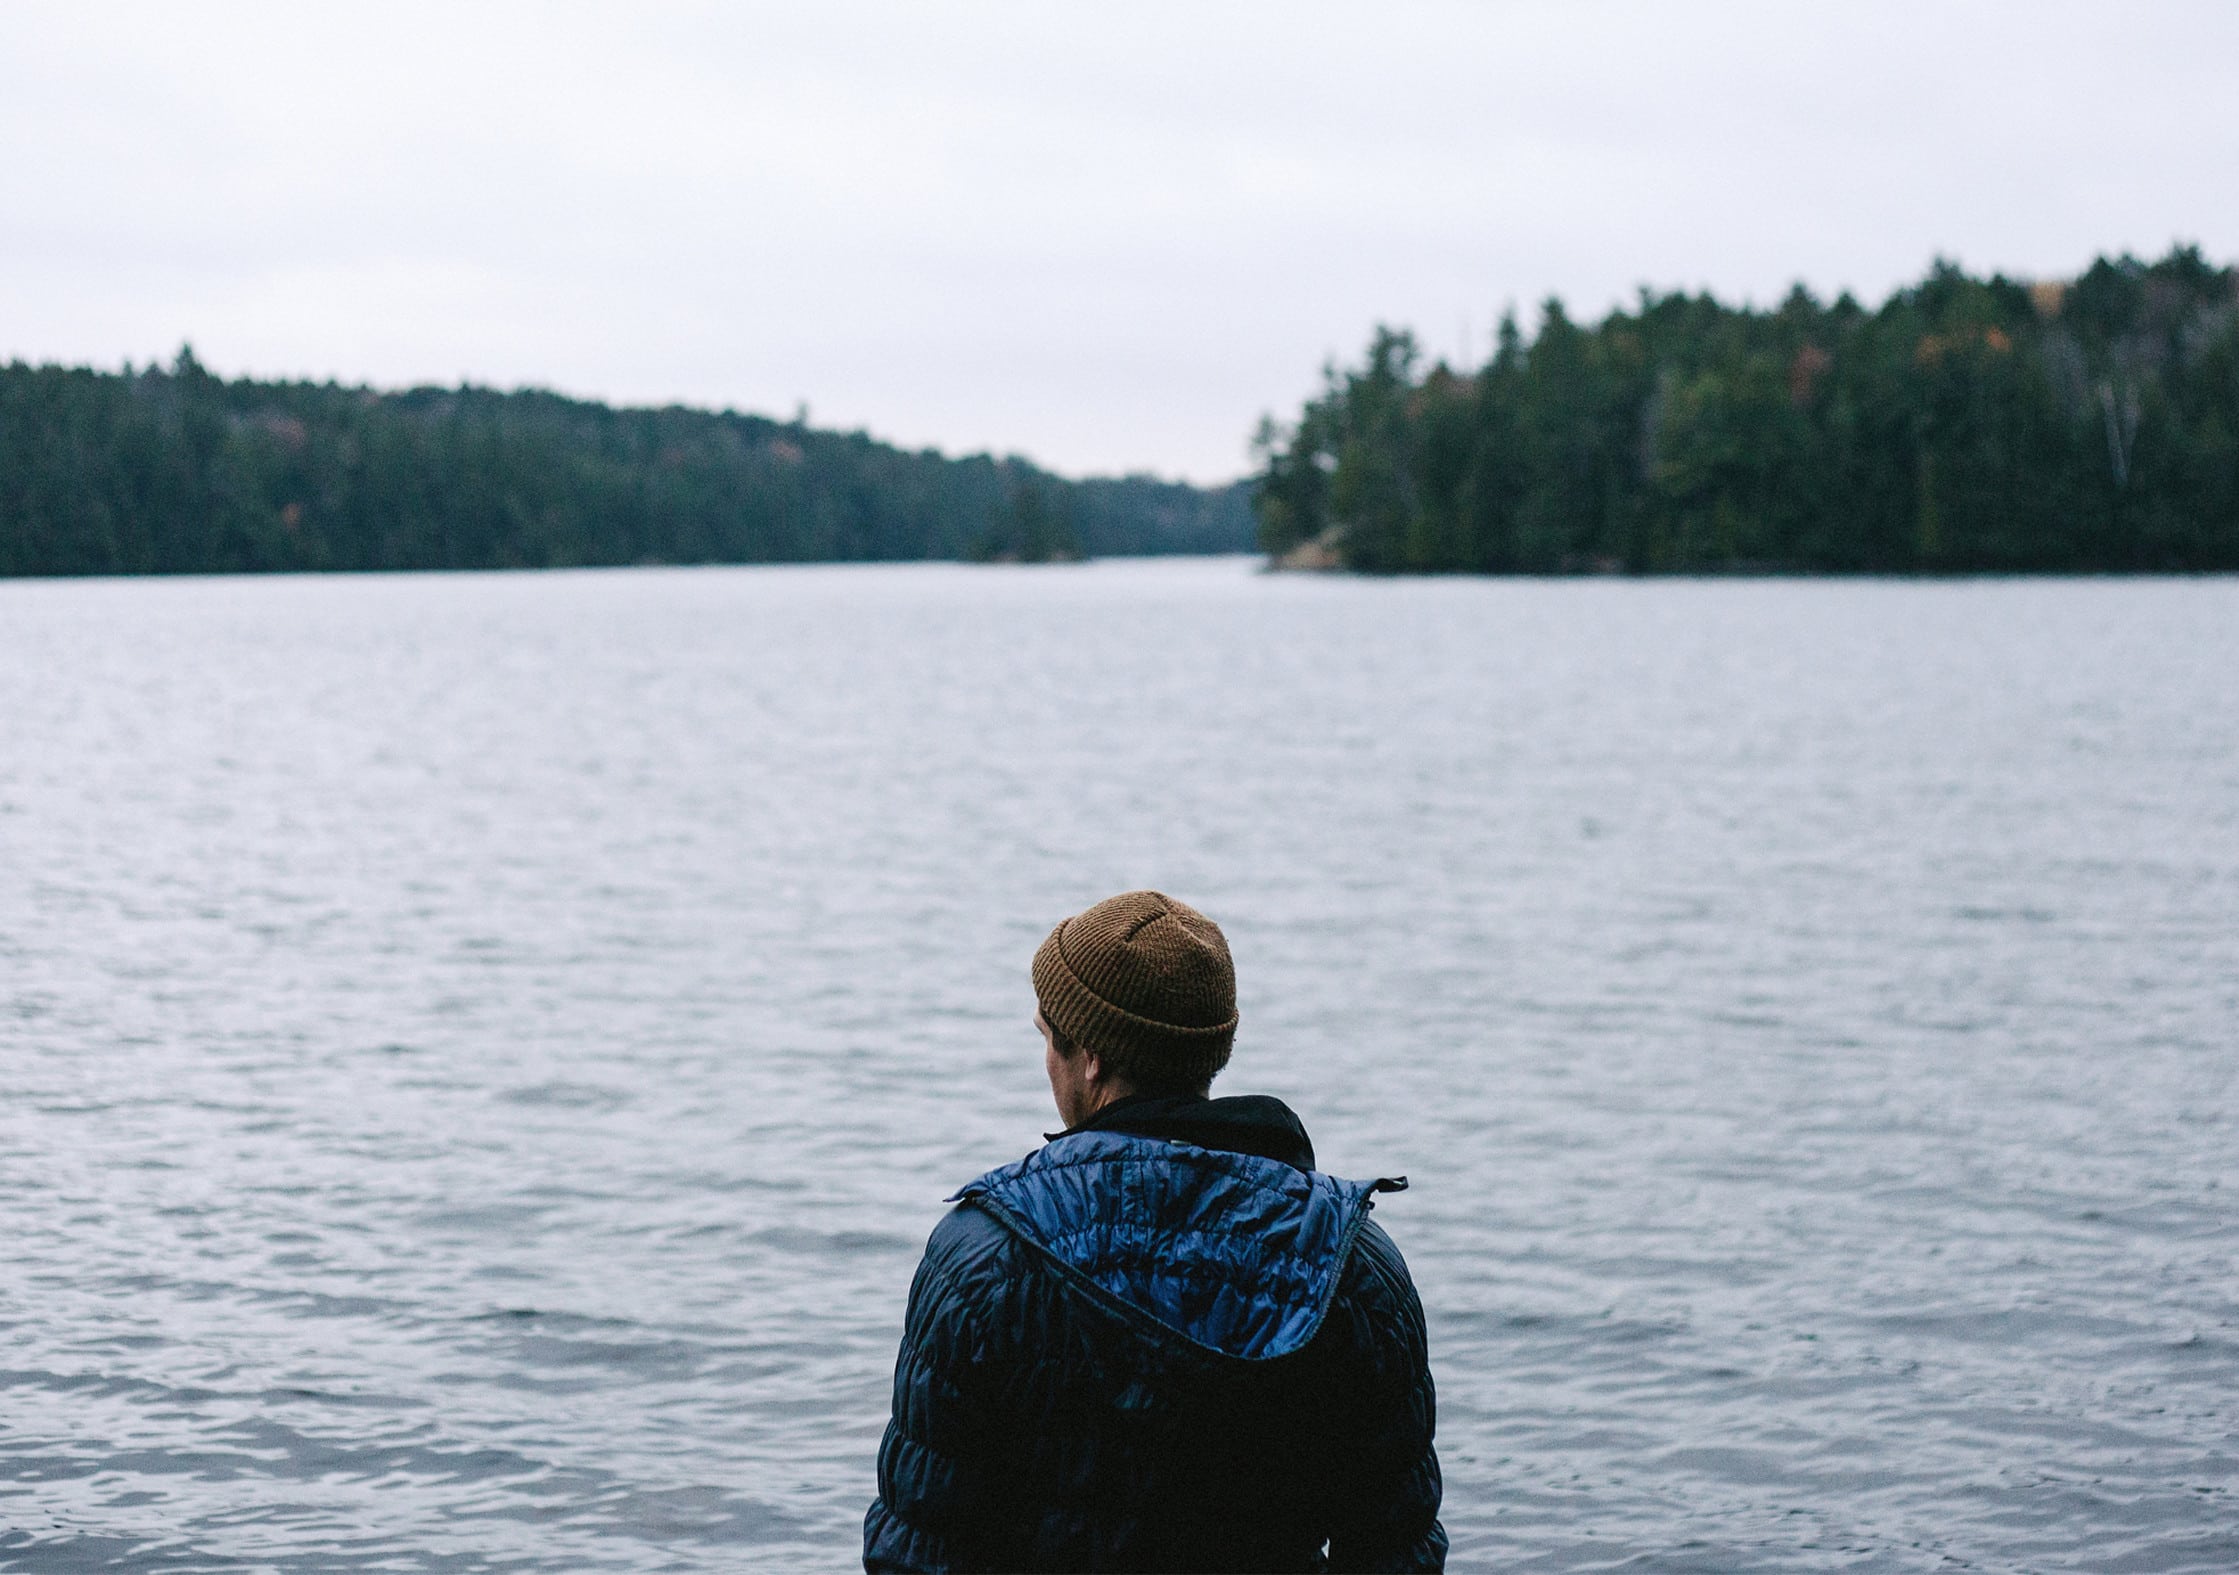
[1,559,2234,1571]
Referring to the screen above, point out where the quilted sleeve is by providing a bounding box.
[863,1205,1017,1574]
[1323,1217,1448,1573]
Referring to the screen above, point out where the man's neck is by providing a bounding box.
[1075,1078,1140,1125]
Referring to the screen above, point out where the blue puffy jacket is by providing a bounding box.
[864,1095,1445,1572]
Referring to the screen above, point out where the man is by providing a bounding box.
[864,890,1446,1573]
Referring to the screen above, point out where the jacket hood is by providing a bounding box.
[951,1129,1404,1361]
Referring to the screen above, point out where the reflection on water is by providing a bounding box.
[1,560,2234,1570]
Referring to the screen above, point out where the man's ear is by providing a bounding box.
[1081,1049,1106,1086]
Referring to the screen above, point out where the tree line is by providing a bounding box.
[0,355,1253,577]
[1253,247,2239,574]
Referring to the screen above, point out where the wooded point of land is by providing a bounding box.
[1253,247,2239,574]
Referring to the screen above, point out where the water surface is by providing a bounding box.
[2,560,2234,1569]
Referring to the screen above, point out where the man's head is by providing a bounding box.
[1032,890,1238,1125]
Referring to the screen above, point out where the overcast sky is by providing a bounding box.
[3,2,2233,482]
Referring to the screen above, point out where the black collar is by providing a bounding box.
[1049,1091,1317,1172]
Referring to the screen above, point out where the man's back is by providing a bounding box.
[864,1099,1445,1573]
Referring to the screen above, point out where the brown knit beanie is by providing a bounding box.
[1032,891,1239,1090]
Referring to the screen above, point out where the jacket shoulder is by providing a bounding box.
[1329,1214,1428,1349]
[907,1199,1031,1324]
[1347,1215,1420,1297]
[922,1200,1012,1263]
[924,1195,1015,1264]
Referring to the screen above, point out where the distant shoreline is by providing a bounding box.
[0,353,1254,579]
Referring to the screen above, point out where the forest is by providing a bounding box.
[0,356,1252,576]
[1252,247,2239,574]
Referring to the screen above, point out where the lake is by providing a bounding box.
[1,558,2233,1570]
